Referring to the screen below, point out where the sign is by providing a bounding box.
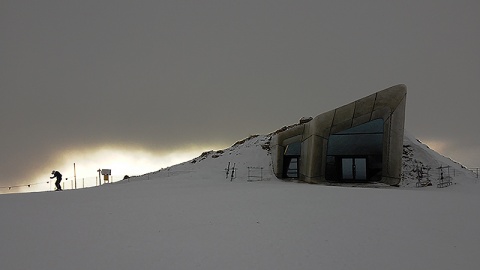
[101,169,111,175]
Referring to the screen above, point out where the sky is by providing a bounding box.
[1,0,479,191]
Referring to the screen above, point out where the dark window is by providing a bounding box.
[283,141,301,178]
[284,141,301,156]
[326,119,384,182]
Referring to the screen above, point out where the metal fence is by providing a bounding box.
[469,168,479,178]
[413,165,480,188]
[247,167,264,182]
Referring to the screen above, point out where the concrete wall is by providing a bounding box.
[271,84,407,186]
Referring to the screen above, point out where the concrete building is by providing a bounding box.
[271,84,407,186]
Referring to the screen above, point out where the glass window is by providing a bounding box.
[335,118,384,134]
[283,141,301,179]
[284,141,301,156]
[326,119,384,182]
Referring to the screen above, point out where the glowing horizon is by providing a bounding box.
[5,144,227,194]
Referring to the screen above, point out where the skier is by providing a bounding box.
[50,170,63,191]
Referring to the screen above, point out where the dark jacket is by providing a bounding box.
[52,171,62,180]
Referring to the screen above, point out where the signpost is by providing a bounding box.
[101,169,112,184]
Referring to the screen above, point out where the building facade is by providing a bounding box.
[271,84,407,186]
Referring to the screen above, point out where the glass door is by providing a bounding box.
[341,158,367,181]
[354,158,367,180]
[342,158,354,180]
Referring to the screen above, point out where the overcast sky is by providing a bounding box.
[1,1,479,189]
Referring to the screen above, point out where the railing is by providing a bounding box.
[247,167,264,182]
[0,175,125,194]
[412,165,479,188]
[469,168,479,178]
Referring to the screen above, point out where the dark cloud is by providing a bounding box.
[2,1,480,187]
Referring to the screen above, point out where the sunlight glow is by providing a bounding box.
[20,145,222,193]
[60,146,214,179]
[421,139,448,154]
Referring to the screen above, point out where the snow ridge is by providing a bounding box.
[132,134,275,183]
[132,131,475,188]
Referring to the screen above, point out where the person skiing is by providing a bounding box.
[50,170,63,191]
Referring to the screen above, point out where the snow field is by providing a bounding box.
[1,133,479,270]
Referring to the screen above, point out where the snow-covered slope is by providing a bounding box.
[133,131,476,189]
[401,132,477,187]
[0,132,479,270]
[131,134,275,184]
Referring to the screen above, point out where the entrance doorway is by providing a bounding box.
[325,119,384,182]
[284,156,299,178]
[283,141,301,179]
[341,158,367,181]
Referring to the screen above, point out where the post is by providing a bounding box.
[226,162,230,179]
[97,169,102,186]
[74,163,77,189]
